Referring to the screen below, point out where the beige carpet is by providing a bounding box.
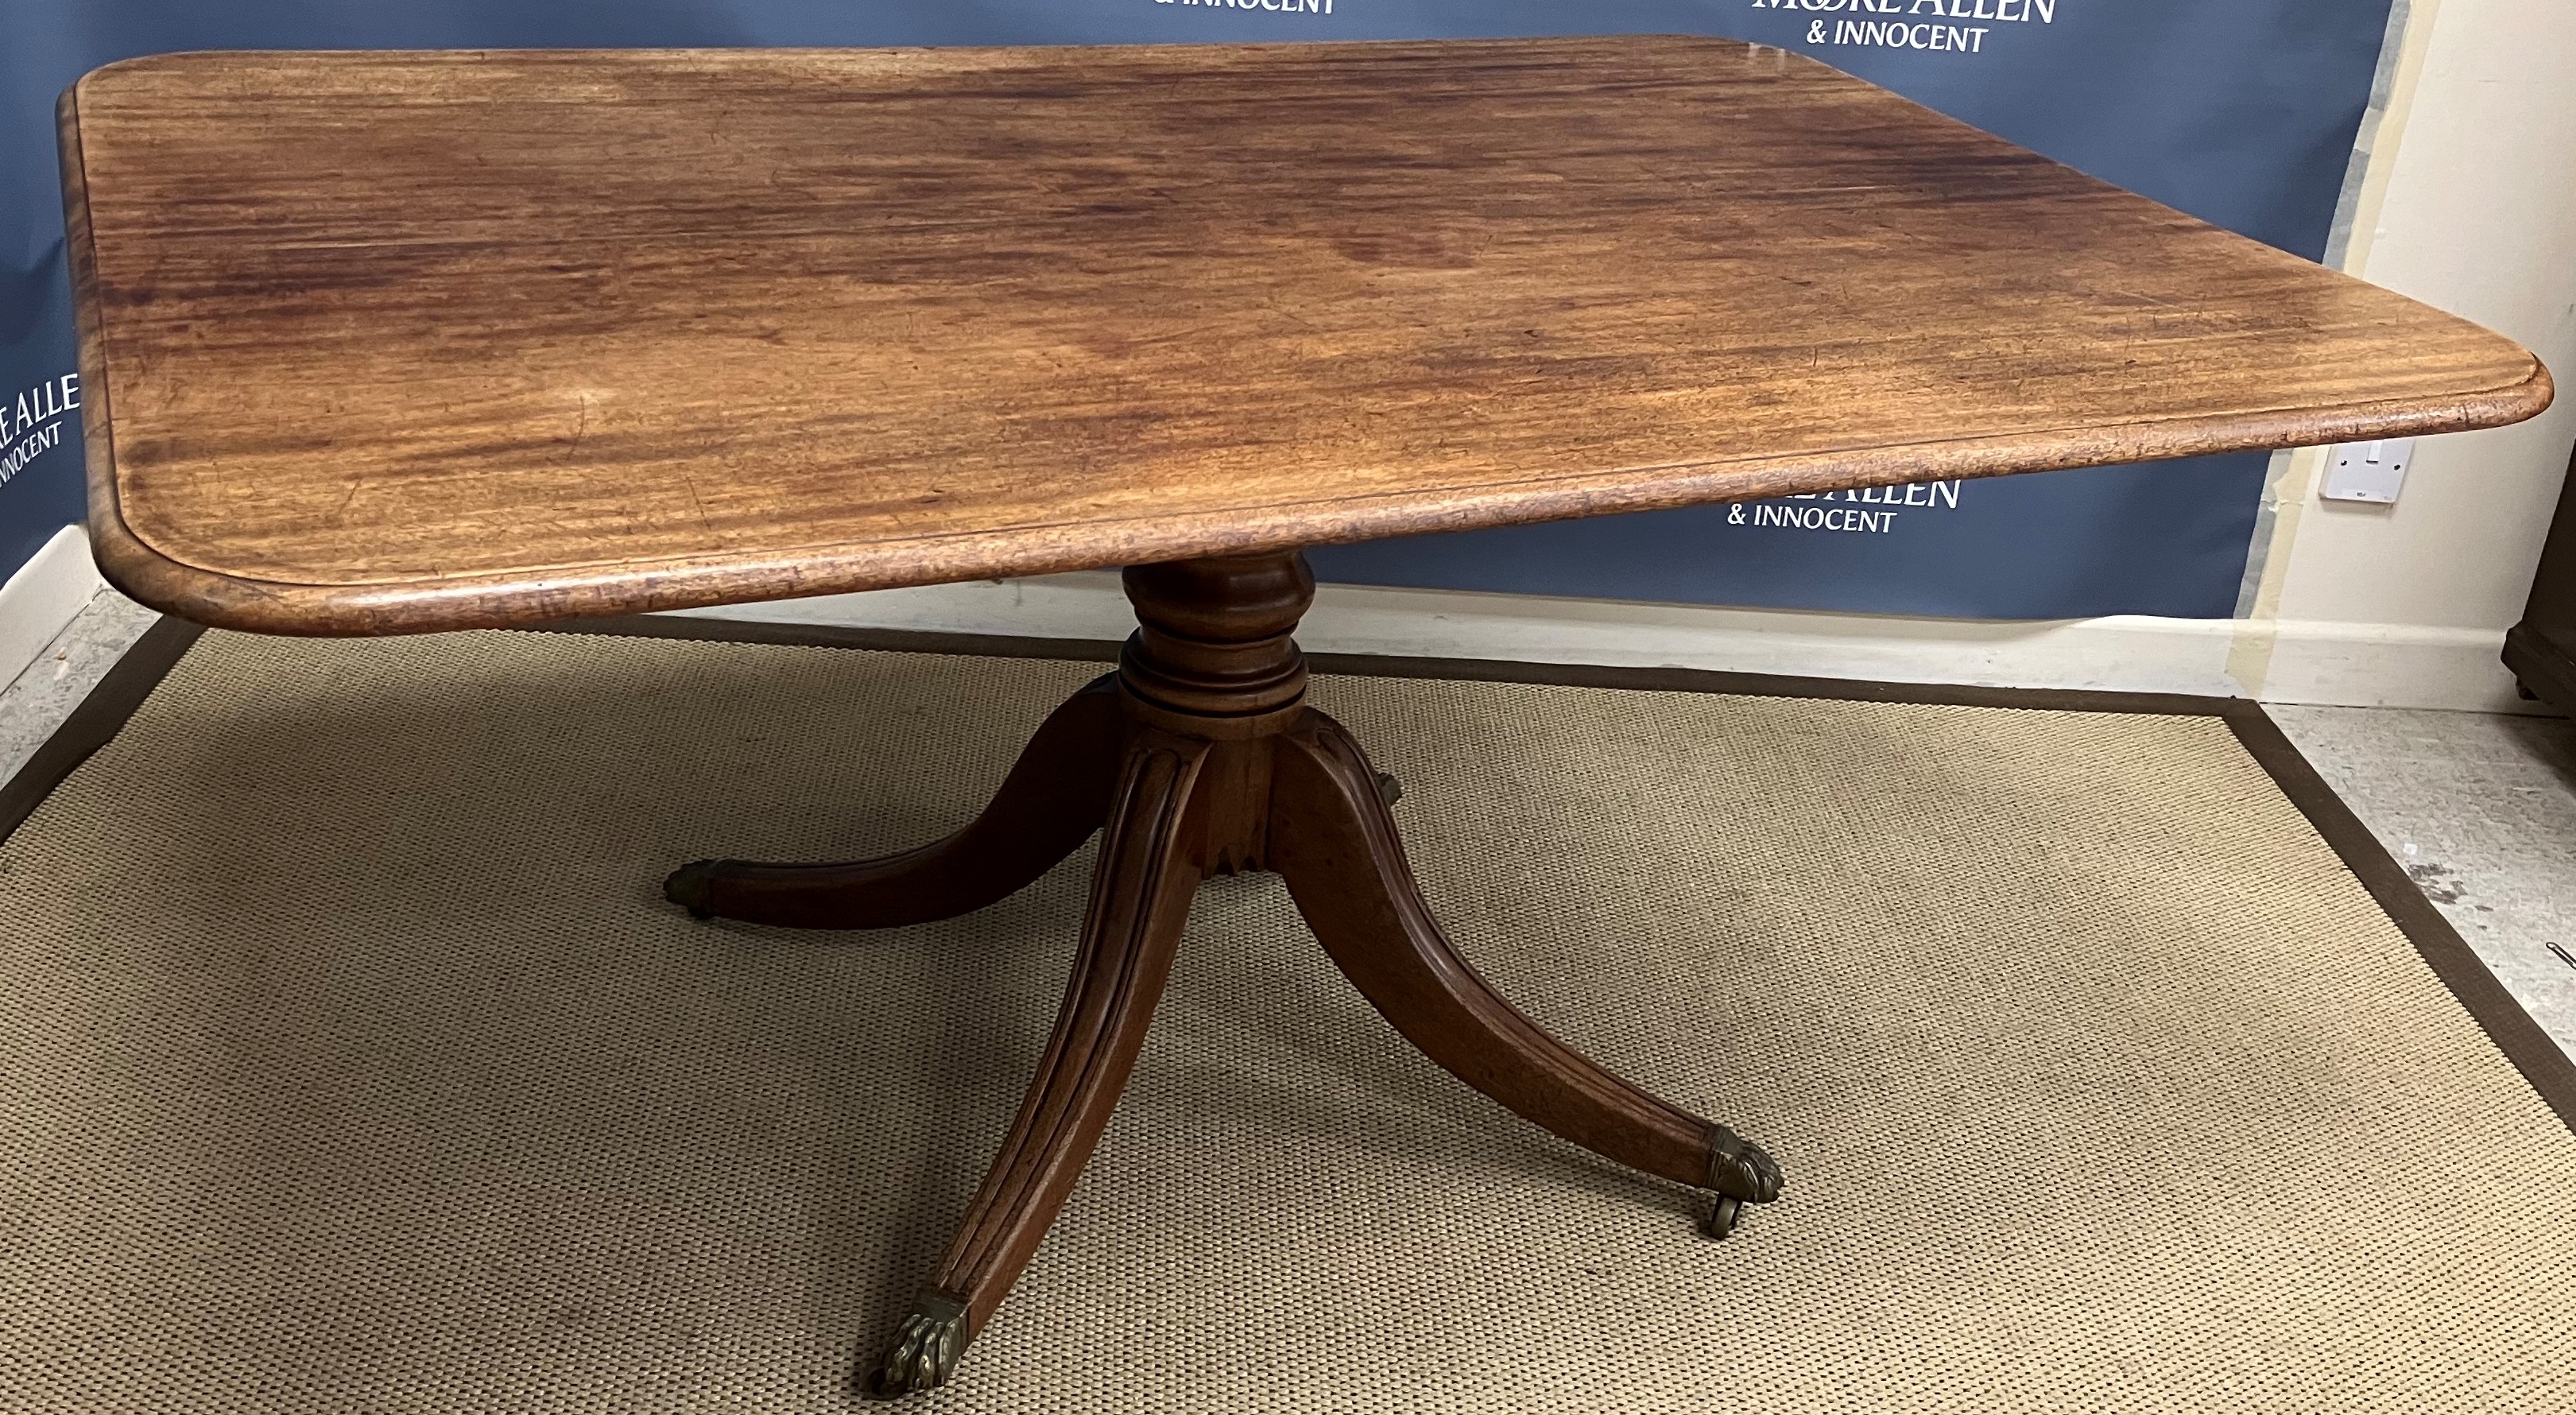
[2,628,2570,1414]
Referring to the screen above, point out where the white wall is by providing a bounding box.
[689,2,2576,711]
[2244,0,2576,709]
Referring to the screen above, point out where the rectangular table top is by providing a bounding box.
[61,38,2550,634]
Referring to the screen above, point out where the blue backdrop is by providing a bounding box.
[0,1,2396,618]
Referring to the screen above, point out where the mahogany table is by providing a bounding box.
[60,38,2550,1397]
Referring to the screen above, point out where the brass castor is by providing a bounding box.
[1698,1125,1776,1241]
[864,1293,969,1399]
[1701,1195,1747,1240]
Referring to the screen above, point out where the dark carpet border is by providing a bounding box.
[6,610,2570,1131]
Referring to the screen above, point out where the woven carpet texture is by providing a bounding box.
[1,629,2570,1413]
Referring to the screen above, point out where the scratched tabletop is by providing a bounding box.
[59,38,2550,633]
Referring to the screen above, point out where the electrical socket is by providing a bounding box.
[2319,438,2415,504]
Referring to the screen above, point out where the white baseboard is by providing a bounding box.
[2253,619,2534,713]
[664,573,2539,712]
[0,525,102,690]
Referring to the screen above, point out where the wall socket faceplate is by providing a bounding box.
[2319,438,2415,504]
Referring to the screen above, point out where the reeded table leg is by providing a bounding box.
[866,731,1208,1396]
[1269,712,1781,1234]
[668,550,1780,1397]
[664,674,1125,928]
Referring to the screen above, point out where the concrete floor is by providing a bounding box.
[2269,704,2576,1049]
[0,587,157,786]
[6,588,2572,1066]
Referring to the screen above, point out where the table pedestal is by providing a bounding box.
[663,551,1782,1397]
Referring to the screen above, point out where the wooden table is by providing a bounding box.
[60,38,2549,1398]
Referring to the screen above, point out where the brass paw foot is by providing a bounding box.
[663,859,721,920]
[1699,1122,1777,1240]
[864,1292,970,1399]
[1705,1123,1782,1204]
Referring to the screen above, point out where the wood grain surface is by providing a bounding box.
[60,38,2551,634]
